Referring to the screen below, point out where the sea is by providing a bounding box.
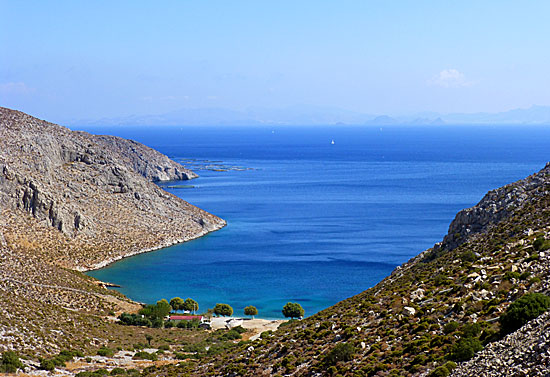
[83,124,550,319]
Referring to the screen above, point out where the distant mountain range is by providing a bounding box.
[69,105,550,127]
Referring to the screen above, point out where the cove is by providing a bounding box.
[87,125,550,318]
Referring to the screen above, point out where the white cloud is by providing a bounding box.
[428,69,473,88]
[0,82,36,95]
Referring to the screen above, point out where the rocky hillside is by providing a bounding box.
[0,107,225,355]
[0,107,225,269]
[144,163,550,377]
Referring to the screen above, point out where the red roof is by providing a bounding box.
[169,315,202,321]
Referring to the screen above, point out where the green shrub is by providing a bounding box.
[221,329,242,341]
[110,367,126,375]
[533,237,550,251]
[443,321,459,334]
[260,330,272,339]
[323,343,355,366]
[428,366,450,377]
[39,359,56,371]
[460,322,482,338]
[133,351,158,361]
[0,351,24,373]
[460,250,477,263]
[449,337,483,361]
[500,293,550,335]
[504,271,521,280]
[151,318,164,328]
[443,361,457,371]
[97,347,115,357]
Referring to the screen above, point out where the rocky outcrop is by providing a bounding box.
[451,310,550,377]
[440,162,550,250]
[92,134,197,181]
[0,107,225,269]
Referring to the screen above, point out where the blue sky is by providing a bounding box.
[1,1,550,121]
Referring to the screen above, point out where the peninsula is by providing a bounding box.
[0,107,225,352]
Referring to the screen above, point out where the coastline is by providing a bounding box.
[78,219,227,272]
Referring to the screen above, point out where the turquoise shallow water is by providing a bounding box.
[85,125,550,318]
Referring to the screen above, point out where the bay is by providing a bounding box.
[85,125,549,318]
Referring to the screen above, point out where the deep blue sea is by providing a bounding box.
[83,125,550,319]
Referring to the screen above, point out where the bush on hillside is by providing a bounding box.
[449,337,483,361]
[428,366,450,377]
[323,343,355,366]
[0,351,24,373]
[500,292,550,335]
[533,236,550,251]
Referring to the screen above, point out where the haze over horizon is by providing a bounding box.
[2,1,550,124]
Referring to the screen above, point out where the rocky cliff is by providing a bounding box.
[439,162,550,251]
[0,107,225,270]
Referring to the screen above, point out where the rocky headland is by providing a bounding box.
[0,107,225,354]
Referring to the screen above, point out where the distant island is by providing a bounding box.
[67,104,550,127]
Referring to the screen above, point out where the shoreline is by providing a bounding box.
[77,220,227,272]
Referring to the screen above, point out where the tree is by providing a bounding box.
[155,299,172,317]
[244,305,258,319]
[282,302,304,319]
[213,303,233,317]
[500,292,550,335]
[170,297,185,312]
[139,299,172,321]
[184,298,199,314]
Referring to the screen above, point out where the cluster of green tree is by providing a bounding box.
[119,298,304,330]
[117,313,153,327]
[118,299,172,328]
[169,297,199,313]
[211,303,260,318]
[0,351,23,373]
[118,297,204,328]
[39,350,84,371]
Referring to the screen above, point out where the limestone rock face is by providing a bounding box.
[0,107,225,269]
[441,162,550,250]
